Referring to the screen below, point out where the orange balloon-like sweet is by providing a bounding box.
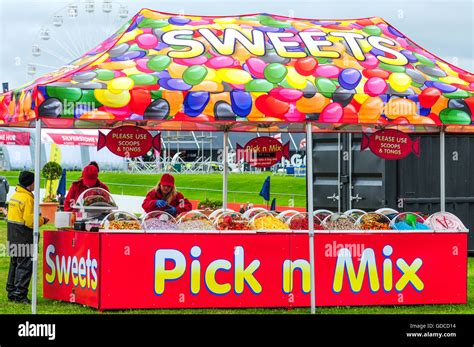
[359,96,384,123]
[295,93,329,113]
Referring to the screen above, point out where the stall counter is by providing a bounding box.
[43,229,468,310]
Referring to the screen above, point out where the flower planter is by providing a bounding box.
[40,202,59,224]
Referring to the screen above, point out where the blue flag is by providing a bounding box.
[270,198,276,211]
[56,169,67,197]
[259,176,270,201]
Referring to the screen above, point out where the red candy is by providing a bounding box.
[255,95,289,117]
[419,87,441,108]
[294,57,318,76]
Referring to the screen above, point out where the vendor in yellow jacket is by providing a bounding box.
[6,171,48,304]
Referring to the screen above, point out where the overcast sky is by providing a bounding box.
[0,0,472,89]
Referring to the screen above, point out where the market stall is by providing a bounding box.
[1,9,472,312]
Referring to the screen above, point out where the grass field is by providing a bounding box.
[0,220,472,314]
[1,171,307,207]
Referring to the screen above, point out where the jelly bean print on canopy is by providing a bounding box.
[2,9,472,128]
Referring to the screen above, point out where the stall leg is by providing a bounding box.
[223,130,229,210]
[306,123,316,314]
[32,119,42,314]
[440,128,445,212]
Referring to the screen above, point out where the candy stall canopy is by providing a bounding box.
[0,9,473,133]
[1,9,472,315]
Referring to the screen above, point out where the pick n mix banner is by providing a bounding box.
[1,10,473,128]
[43,231,466,309]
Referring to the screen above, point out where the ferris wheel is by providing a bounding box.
[27,0,130,78]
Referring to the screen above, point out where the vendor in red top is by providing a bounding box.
[142,174,192,217]
[64,164,110,211]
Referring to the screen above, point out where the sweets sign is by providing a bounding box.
[97,126,161,158]
[236,136,290,168]
[361,129,420,160]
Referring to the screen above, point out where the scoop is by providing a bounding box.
[406,214,417,228]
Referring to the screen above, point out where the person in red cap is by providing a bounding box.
[64,164,110,211]
[142,174,192,217]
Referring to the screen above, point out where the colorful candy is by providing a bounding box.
[3,10,473,128]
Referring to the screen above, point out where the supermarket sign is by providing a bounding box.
[43,231,467,309]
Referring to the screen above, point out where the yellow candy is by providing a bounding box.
[89,53,110,67]
[286,67,307,89]
[121,67,143,76]
[108,77,135,93]
[117,29,143,45]
[94,89,131,108]
[168,63,188,79]
[99,60,136,70]
[204,68,220,82]
[354,93,370,104]
[388,73,412,92]
[359,97,384,122]
[359,39,373,53]
[191,81,223,92]
[140,9,168,20]
[217,68,252,84]
[214,17,236,24]
[439,76,468,85]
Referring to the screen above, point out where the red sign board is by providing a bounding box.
[236,136,290,168]
[43,231,100,308]
[43,231,467,309]
[97,126,161,158]
[361,129,420,160]
[0,131,30,145]
[48,133,97,146]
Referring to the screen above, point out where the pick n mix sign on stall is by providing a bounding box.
[43,231,467,309]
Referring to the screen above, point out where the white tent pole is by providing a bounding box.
[440,128,445,212]
[306,122,316,314]
[222,130,229,210]
[32,118,42,314]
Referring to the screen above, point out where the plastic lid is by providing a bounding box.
[141,211,177,232]
[101,211,141,230]
[427,212,466,231]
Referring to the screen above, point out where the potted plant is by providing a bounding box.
[40,161,63,224]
